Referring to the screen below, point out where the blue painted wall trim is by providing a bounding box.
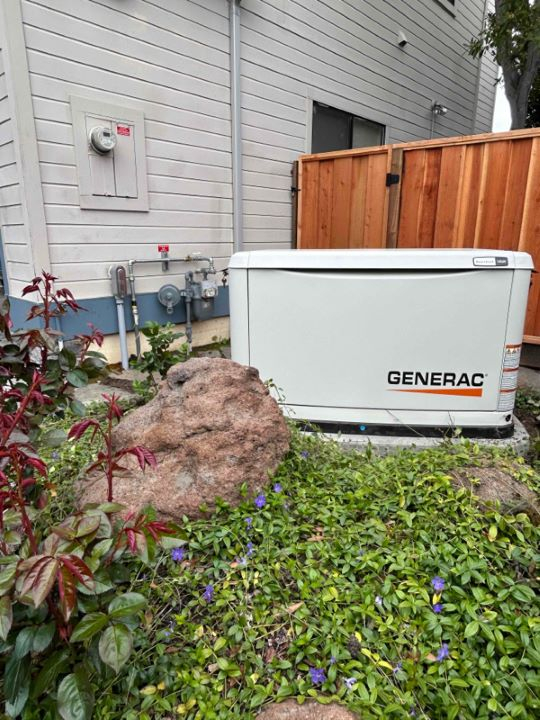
[7,288,230,338]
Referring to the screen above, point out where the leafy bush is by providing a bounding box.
[0,279,176,719]
[0,273,107,439]
[132,321,188,397]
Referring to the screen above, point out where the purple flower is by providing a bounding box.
[254,494,266,509]
[409,710,417,717]
[330,656,337,665]
[375,595,383,607]
[171,547,185,562]
[431,576,445,592]
[51,451,59,460]
[273,482,282,493]
[236,556,248,566]
[436,643,449,662]
[309,667,326,685]
[393,662,402,674]
[246,541,254,557]
[245,517,253,528]
[301,451,309,458]
[433,603,443,614]
[344,677,357,690]
[203,584,214,603]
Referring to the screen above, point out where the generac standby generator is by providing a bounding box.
[229,249,534,437]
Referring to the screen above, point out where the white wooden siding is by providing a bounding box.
[21,0,233,299]
[3,0,494,299]
[0,44,33,292]
[239,0,497,248]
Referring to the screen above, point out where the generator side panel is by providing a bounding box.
[229,268,250,366]
[497,269,532,413]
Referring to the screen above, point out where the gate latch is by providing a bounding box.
[386,173,400,187]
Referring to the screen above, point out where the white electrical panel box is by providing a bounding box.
[70,96,148,211]
[229,249,533,437]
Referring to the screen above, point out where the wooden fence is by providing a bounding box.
[296,129,540,342]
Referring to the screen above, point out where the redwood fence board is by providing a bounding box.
[296,129,540,341]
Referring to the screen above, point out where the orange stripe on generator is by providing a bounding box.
[394,388,483,397]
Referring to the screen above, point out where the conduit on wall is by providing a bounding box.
[229,0,243,253]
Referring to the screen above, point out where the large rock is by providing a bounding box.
[75,358,290,521]
[450,464,540,524]
[257,700,359,720]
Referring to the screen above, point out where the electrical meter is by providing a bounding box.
[89,126,117,154]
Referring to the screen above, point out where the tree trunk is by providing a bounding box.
[506,84,530,129]
[501,53,540,129]
[495,0,540,129]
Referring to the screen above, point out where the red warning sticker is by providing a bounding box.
[117,125,131,136]
[158,245,169,253]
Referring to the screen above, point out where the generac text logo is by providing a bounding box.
[388,371,485,397]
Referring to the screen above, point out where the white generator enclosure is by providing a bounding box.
[229,249,533,437]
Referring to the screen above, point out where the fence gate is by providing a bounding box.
[295,129,540,342]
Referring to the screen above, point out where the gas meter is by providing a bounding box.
[89,126,117,154]
[200,279,218,299]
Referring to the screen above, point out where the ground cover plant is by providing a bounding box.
[83,435,538,720]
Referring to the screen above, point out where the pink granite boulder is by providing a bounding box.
[76,357,290,521]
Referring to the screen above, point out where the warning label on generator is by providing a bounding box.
[498,390,516,412]
[503,344,521,370]
[498,344,521,411]
[500,370,519,390]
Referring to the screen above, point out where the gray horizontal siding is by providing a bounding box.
[239,0,496,249]
[6,0,495,298]
[0,43,32,293]
[21,0,233,298]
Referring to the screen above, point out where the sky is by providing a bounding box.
[492,81,512,132]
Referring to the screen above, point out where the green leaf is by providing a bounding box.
[464,620,480,638]
[98,624,133,673]
[71,399,87,417]
[41,428,68,447]
[32,622,56,653]
[213,637,227,652]
[96,503,125,514]
[58,347,77,371]
[30,557,59,608]
[488,698,498,711]
[14,626,36,660]
[0,565,17,596]
[5,653,31,716]
[57,669,94,720]
[160,536,187,550]
[0,595,13,641]
[108,592,147,619]
[32,649,70,698]
[70,612,109,643]
[66,370,89,388]
[74,514,101,538]
[217,657,230,671]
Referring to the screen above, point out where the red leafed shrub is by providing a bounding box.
[68,393,156,502]
[0,273,176,719]
[0,273,107,440]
